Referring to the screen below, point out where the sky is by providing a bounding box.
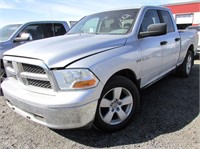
[0,0,197,27]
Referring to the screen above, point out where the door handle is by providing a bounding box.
[175,38,180,41]
[160,41,167,45]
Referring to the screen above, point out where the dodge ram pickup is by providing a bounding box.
[1,6,198,132]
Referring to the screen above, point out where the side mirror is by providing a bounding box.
[14,33,32,42]
[139,23,167,38]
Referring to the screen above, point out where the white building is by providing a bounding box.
[165,1,200,29]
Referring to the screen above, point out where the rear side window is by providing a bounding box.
[44,23,67,37]
[159,10,175,33]
[140,9,160,32]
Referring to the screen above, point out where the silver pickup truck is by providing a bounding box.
[1,6,198,132]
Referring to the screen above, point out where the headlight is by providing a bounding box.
[53,69,99,90]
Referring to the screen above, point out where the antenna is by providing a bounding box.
[0,0,2,28]
[49,4,55,36]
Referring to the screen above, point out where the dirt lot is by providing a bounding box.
[0,59,199,149]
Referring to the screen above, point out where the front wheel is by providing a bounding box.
[94,76,140,132]
[176,50,193,77]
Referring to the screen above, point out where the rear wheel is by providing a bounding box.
[176,50,193,77]
[94,76,140,132]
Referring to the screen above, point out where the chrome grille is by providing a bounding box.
[4,60,52,90]
[22,63,45,74]
[27,79,51,89]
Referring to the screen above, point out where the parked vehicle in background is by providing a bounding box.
[0,21,70,80]
[1,6,198,132]
[69,21,78,27]
[186,26,200,53]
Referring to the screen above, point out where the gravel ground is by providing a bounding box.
[0,59,199,149]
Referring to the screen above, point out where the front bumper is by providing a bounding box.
[2,79,102,129]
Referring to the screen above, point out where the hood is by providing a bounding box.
[4,34,127,68]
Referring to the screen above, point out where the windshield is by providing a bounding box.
[0,24,21,42]
[68,9,139,35]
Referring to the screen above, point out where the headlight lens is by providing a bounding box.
[53,69,99,90]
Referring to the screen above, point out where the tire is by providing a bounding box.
[176,50,193,78]
[94,76,140,132]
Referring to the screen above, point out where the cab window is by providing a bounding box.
[140,9,160,32]
[18,24,44,40]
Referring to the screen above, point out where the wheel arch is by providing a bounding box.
[188,44,194,54]
[187,44,195,65]
[106,69,140,89]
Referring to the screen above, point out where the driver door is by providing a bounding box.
[138,9,164,87]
